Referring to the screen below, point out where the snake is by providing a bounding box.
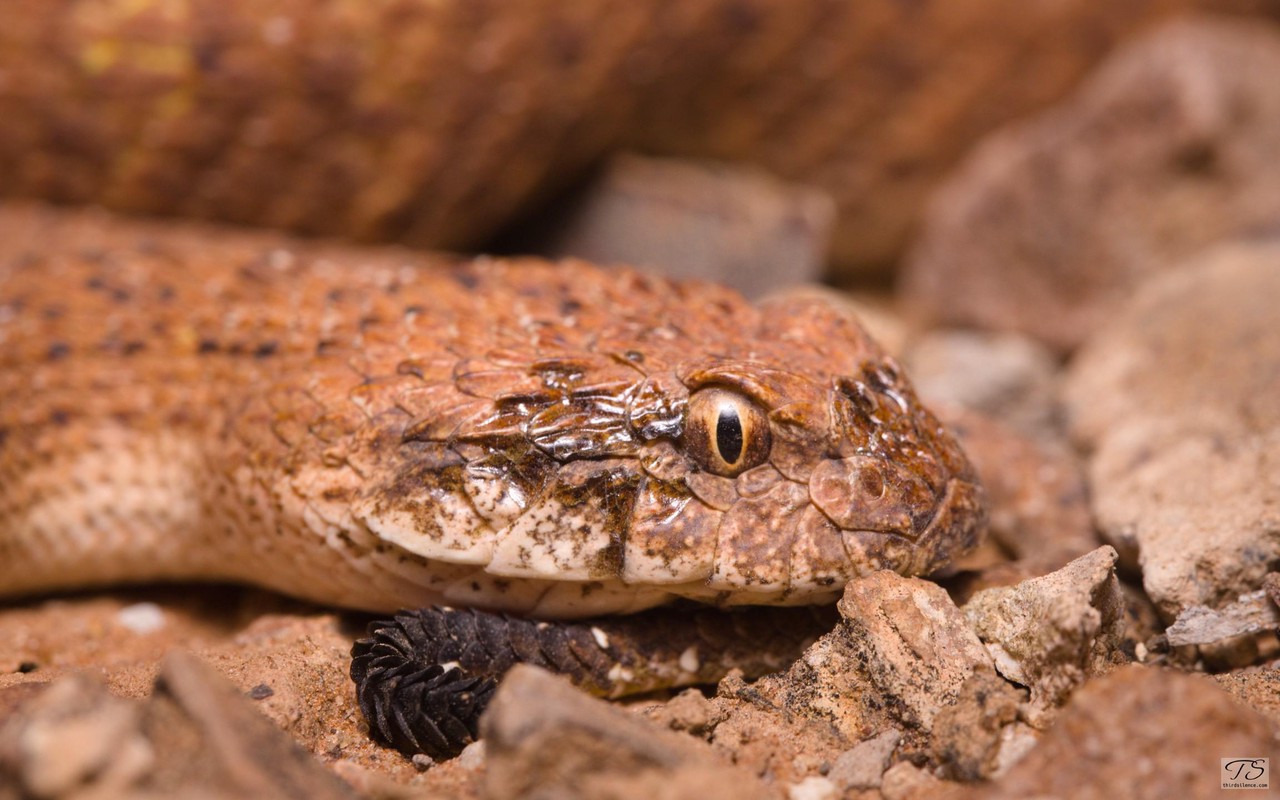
[0,203,985,757]
[0,0,1013,757]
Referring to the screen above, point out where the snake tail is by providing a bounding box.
[350,604,838,758]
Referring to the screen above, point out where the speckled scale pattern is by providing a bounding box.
[0,0,1247,273]
[0,204,985,618]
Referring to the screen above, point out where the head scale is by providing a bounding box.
[359,272,985,615]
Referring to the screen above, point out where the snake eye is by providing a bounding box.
[685,387,771,477]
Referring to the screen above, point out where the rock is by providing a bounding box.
[0,675,153,799]
[903,330,1061,440]
[963,547,1126,726]
[926,670,1023,781]
[1214,668,1280,729]
[940,410,1098,589]
[785,775,839,800]
[1166,591,1280,647]
[0,651,359,800]
[648,571,1008,787]
[802,571,992,739]
[148,651,361,799]
[879,761,959,800]
[827,730,900,791]
[1266,572,1280,608]
[961,665,1280,800]
[511,154,833,298]
[457,741,487,771]
[901,17,1280,351]
[481,664,774,800]
[1063,241,1280,621]
[662,689,723,737]
[694,672,850,788]
[989,723,1039,778]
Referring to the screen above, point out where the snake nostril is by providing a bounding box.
[857,465,885,499]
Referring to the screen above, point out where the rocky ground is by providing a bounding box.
[4,14,1280,800]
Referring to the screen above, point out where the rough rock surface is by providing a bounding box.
[1215,667,1280,729]
[963,547,1127,726]
[901,17,1280,350]
[780,571,992,748]
[645,570,1044,786]
[1063,241,1280,621]
[826,730,900,791]
[960,665,1280,800]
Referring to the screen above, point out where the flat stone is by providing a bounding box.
[1064,241,1280,620]
[1167,591,1280,647]
[963,547,1126,727]
[903,330,1061,439]
[516,154,833,299]
[901,18,1280,351]
[481,665,772,800]
[827,730,900,791]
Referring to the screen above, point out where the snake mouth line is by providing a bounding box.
[342,454,983,614]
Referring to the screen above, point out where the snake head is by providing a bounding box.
[357,266,984,615]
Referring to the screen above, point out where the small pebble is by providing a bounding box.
[116,602,166,634]
[248,684,274,700]
[411,754,435,772]
[457,740,486,770]
[787,775,838,800]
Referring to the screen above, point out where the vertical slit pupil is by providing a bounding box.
[716,407,744,465]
